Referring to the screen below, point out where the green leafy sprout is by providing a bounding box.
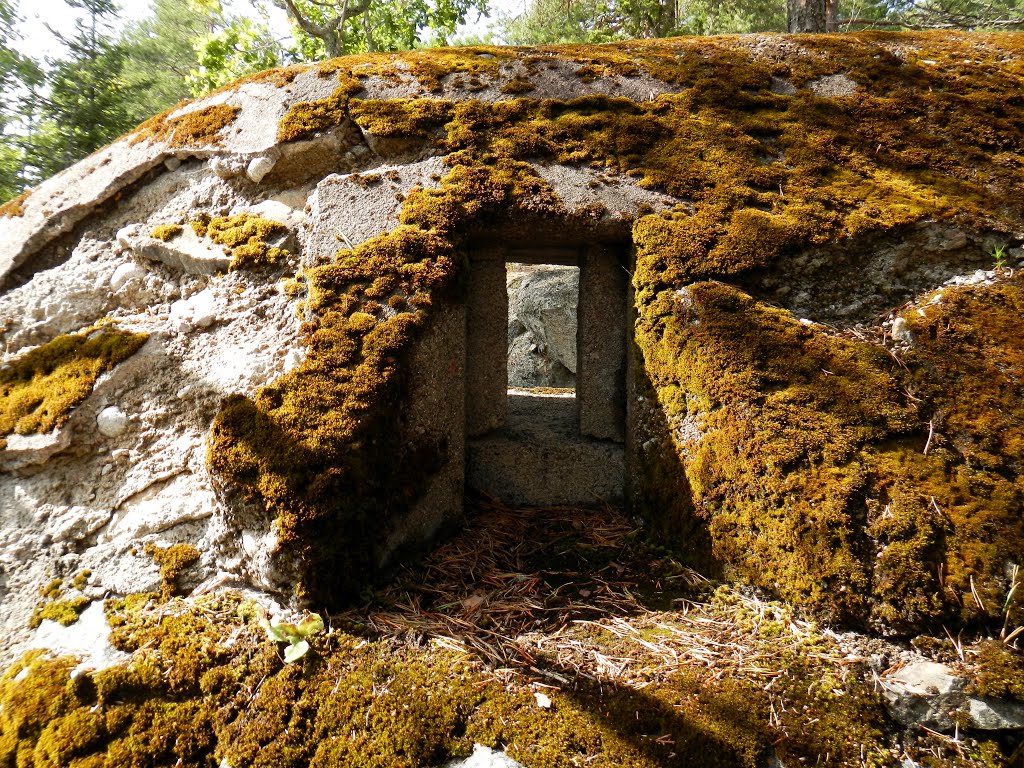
[992,244,1008,269]
[258,609,325,663]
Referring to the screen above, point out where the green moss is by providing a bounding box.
[191,213,291,270]
[144,542,200,600]
[968,640,1024,703]
[149,223,183,241]
[0,327,148,449]
[130,103,241,148]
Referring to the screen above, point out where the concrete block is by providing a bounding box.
[378,303,466,567]
[578,245,627,441]
[467,393,624,506]
[466,248,508,436]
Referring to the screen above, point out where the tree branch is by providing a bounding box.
[273,0,373,57]
[273,0,332,39]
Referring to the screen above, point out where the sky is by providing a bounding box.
[11,0,529,59]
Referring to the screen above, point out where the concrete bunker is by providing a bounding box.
[464,243,628,507]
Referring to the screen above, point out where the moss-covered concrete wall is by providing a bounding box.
[5,31,1023,637]
[200,32,1024,634]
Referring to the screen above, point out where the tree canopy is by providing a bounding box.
[271,0,490,57]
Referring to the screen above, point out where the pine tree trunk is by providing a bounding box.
[786,0,828,32]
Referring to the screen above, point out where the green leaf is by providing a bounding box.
[259,615,290,643]
[296,613,324,638]
[283,639,310,663]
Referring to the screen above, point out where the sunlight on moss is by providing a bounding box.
[0,327,148,449]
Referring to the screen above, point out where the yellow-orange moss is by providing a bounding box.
[348,97,454,139]
[0,589,900,768]
[0,327,148,449]
[0,188,31,218]
[130,103,241,148]
[149,223,182,241]
[277,72,363,143]
[190,213,291,270]
[630,270,1024,631]
[208,226,462,602]
[28,579,89,629]
[144,543,201,600]
[29,598,89,630]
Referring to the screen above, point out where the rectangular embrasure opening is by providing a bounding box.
[506,261,580,436]
[465,242,627,507]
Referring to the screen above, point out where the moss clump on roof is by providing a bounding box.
[380,46,511,92]
[0,327,148,450]
[149,223,183,241]
[276,73,363,143]
[276,46,517,144]
[188,213,291,270]
[348,97,454,139]
[0,188,31,218]
[129,103,241,148]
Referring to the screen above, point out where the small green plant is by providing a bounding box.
[258,608,324,662]
[992,244,1009,269]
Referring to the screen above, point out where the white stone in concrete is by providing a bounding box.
[443,744,527,768]
[246,156,276,183]
[109,262,147,292]
[97,406,129,438]
[27,601,128,677]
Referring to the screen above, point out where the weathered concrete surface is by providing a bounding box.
[466,251,509,436]
[467,392,624,506]
[578,246,627,441]
[306,156,448,259]
[379,303,466,568]
[118,224,233,275]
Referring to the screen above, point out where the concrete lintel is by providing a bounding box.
[505,246,579,266]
